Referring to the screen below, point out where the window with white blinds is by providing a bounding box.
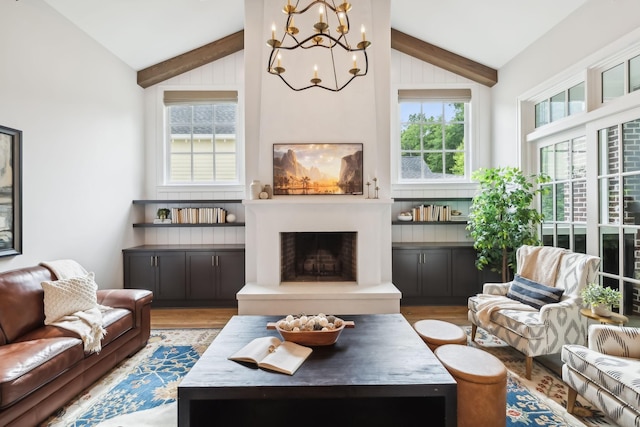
[164,90,239,184]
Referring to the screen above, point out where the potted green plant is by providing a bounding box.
[581,283,621,317]
[157,208,171,221]
[466,166,550,282]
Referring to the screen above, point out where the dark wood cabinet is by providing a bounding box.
[124,250,186,301]
[186,250,245,304]
[392,244,483,305]
[123,245,245,307]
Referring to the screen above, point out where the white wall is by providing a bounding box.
[492,0,640,168]
[0,1,144,287]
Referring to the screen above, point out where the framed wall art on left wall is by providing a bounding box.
[0,125,22,257]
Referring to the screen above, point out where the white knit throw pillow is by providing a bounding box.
[42,272,98,324]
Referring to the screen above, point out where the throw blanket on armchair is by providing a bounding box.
[40,260,109,353]
[517,245,567,286]
[474,294,537,325]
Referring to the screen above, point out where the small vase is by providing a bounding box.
[250,180,261,200]
[591,304,612,317]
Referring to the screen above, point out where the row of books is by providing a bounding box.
[170,207,229,224]
[411,205,453,222]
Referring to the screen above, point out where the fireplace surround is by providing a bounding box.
[238,198,400,315]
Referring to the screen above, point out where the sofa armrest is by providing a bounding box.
[482,282,511,295]
[588,325,640,358]
[97,289,153,328]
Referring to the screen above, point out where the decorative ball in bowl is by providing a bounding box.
[397,212,413,221]
[271,314,351,346]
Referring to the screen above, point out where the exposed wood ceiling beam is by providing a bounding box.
[137,28,498,88]
[391,28,497,87]
[137,30,244,89]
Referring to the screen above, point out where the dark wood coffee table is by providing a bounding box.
[178,314,457,427]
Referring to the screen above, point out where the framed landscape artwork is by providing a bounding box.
[0,125,22,257]
[273,143,363,195]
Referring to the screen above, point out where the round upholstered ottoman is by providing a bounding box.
[413,319,467,351]
[434,344,507,427]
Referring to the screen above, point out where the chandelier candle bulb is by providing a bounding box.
[353,55,357,68]
[319,6,324,23]
[271,23,276,40]
[314,65,318,79]
[361,25,366,41]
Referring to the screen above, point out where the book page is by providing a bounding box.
[258,340,313,375]
[228,336,282,364]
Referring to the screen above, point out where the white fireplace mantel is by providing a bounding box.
[238,197,400,315]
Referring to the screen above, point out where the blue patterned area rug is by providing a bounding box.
[41,327,617,427]
[41,329,219,427]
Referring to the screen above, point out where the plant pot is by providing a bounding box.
[591,304,612,317]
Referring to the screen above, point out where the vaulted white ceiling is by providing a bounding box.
[43,0,589,71]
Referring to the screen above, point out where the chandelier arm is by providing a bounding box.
[275,72,359,92]
[287,0,343,16]
[279,32,366,52]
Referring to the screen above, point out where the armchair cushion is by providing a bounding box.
[506,274,564,310]
[562,325,640,426]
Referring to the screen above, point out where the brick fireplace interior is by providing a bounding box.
[281,232,357,283]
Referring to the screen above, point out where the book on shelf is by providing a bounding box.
[228,336,312,375]
[411,204,451,222]
[169,207,228,224]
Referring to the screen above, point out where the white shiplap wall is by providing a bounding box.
[141,51,246,246]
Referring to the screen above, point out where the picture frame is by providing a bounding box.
[273,143,363,195]
[0,125,22,257]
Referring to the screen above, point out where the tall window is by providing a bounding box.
[398,89,470,181]
[598,117,640,313]
[164,90,239,184]
[540,137,588,253]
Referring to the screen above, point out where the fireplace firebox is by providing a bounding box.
[281,232,357,283]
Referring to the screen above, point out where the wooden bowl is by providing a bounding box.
[276,324,345,346]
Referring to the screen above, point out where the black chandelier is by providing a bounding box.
[266,0,371,92]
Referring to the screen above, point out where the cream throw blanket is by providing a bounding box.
[40,260,109,353]
[475,246,567,325]
[517,245,567,287]
[474,294,537,325]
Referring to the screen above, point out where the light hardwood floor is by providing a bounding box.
[150,305,470,329]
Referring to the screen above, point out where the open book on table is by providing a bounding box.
[228,336,313,375]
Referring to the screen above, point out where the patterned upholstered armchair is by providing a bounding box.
[562,325,640,427]
[468,245,601,379]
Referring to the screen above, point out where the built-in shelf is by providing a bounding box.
[132,199,244,228]
[392,197,471,225]
[133,199,243,204]
[133,222,244,228]
[391,221,467,225]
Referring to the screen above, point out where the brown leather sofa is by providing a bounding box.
[0,265,153,427]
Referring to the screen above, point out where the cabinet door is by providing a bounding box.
[421,249,450,297]
[156,252,186,300]
[392,249,421,297]
[186,252,216,300]
[124,252,157,294]
[451,248,480,297]
[217,250,246,300]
